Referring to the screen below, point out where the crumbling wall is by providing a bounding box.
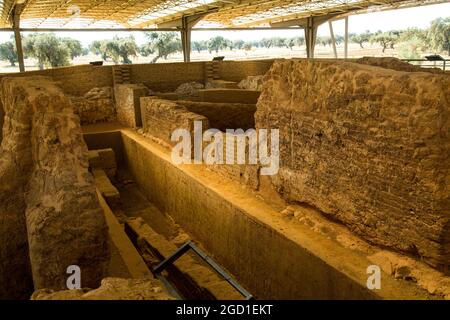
[0,80,35,299]
[114,84,149,128]
[71,87,116,125]
[0,76,109,297]
[256,59,450,272]
[140,97,209,147]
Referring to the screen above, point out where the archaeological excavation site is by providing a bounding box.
[0,57,449,301]
[0,0,449,304]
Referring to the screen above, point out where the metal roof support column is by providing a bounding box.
[178,13,207,63]
[12,5,25,72]
[304,17,318,59]
[181,17,192,62]
[328,20,338,58]
[344,16,349,59]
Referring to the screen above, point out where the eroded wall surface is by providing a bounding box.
[115,84,149,128]
[0,76,109,297]
[140,97,209,147]
[256,59,450,271]
[71,87,116,125]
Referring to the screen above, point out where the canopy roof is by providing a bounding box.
[0,0,446,29]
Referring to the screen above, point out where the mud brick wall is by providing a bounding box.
[198,89,261,104]
[115,84,149,128]
[129,60,274,92]
[256,59,450,272]
[131,62,205,92]
[141,97,209,147]
[216,59,274,82]
[177,101,256,131]
[0,76,109,296]
[0,65,113,96]
[207,139,260,190]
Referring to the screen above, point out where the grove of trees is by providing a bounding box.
[0,16,447,69]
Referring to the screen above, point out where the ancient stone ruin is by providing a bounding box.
[0,76,109,298]
[256,59,450,272]
[0,58,449,300]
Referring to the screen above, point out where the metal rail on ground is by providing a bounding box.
[153,240,254,300]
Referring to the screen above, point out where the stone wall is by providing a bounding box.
[256,59,450,272]
[130,62,206,92]
[140,97,209,147]
[115,84,149,128]
[71,87,116,125]
[0,76,109,297]
[178,100,256,131]
[0,65,113,97]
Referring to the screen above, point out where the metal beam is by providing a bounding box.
[179,13,209,62]
[304,17,317,59]
[11,4,26,72]
[0,27,303,32]
[344,16,349,59]
[328,21,338,58]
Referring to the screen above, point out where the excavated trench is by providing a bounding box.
[83,125,433,300]
[84,128,249,300]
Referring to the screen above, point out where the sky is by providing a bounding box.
[0,2,448,46]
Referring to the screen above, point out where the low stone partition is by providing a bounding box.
[256,59,450,272]
[140,97,209,147]
[140,98,259,188]
[115,84,149,128]
[0,76,109,298]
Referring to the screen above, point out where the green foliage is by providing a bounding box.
[398,37,422,59]
[427,17,450,55]
[90,36,138,64]
[233,39,245,50]
[192,40,207,53]
[23,33,71,69]
[141,32,181,63]
[61,38,83,59]
[317,36,332,47]
[350,30,372,48]
[207,36,228,53]
[370,31,400,52]
[89,40,108,60]
[0,41,18,66]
